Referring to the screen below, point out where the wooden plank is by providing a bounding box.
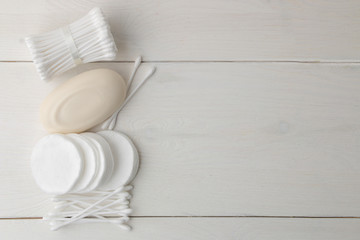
[1,0,360,61]
[0,218,360,240]
[1,62,360,217]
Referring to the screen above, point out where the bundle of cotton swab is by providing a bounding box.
[39,57,157,231]
[25,7,117,81]
[45,186,133,231]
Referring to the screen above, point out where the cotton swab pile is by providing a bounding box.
[45,186,133,231]
[25,7,117,81]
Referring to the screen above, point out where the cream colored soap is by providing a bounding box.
[40,69,126,133]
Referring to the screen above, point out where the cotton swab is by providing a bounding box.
[127,56,143,91]
[107,66,157,130]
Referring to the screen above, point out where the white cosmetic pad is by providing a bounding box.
[97,130,139,190]
[67,134,97,193]
[81,132,114,191]
[31,134,83,195]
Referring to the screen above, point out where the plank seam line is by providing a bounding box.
[2,216,360,220]
[2,60,360,64]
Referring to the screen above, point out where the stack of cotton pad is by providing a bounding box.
[31,131,139,195]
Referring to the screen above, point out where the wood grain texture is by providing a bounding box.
[1,62,360,217]
[1,218,360,240]
[1,0,360,61]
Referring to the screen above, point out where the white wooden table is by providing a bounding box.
[1,1,360,239]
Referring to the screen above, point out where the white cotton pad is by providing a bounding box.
[81,132,114,191]
[131,147,140,181]
[97,130,139,190]
[31,134,83,195]
[78,133,103,192]
[67,134,97,193]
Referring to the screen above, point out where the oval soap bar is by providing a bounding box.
[40,69,126,133]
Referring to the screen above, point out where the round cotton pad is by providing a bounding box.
[97,130,139,190]
[67,134,97,193]
[31,134,83,195]
[131,146,140,181]
[81,132,114,191]
[79,133,103,192]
